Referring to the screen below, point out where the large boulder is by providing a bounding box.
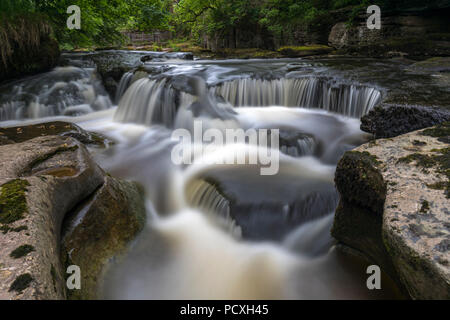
[61,176,146,300]
[0,133,145,300]
[328,10,450,58]
[0,121,111,147]
[332,122,450,299]
[361,104,450,139]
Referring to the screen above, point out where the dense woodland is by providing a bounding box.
[0,0,447,50]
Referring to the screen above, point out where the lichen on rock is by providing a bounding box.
[332,124,450,299]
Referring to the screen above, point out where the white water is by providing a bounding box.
[114,70,382,128]
[0,67,112,121]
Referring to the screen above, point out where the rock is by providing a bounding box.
[0,136,104,299]
[0,121,112,147]
[328,22,349,50]
[186,166,338,242]
[61,176,146,300]
[408,57,450,73]
[140,52,195,63]
[332,124,450,299]
[361,104,450,139]
[0,135,145,299]
[328,11,450,58]
[278,45,334,58]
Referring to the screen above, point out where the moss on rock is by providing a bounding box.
[9,273,33,293]
[10,244,35,259]
[0,179,30,224]
[278,45,333,57]
[334,151,385,214]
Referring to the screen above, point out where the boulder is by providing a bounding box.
[361,104,450,139]
[61,176,146,300]
[0,135,145,299]
[332,123,450,299]
[328,11,450,58]
[0,121,111,147]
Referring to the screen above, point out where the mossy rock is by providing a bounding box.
[0,179,30,225]
[0,122,111,147]
[278,45,334,58]
[61,176,146,299]
[334,151,386,214]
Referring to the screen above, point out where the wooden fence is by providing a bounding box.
[121,31,171,45]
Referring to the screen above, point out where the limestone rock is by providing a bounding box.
[332,123,450,299]
[0,136,104,299]
[0,135,145,300]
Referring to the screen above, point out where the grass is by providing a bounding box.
[0,12,52,70]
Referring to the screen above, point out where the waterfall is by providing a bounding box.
[114,75,381,128]
[213,77,382,118]
[186,179,242,238]
[115,71,134,103]
[114,77,194,128]
[0,67,112,121]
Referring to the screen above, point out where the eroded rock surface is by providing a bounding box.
[0,134,145,300]
[332,123,450,299]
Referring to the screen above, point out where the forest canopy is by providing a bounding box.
[0,0,448,49]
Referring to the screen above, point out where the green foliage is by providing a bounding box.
[1,0,447,49]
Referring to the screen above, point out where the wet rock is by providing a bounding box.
[328,10,450,58]
[0,135,145,300]
[186,164,338,242]
[361,104,450,139]
[408,57,450,73]
[332,125,450,299]
[0,136,104,299]
[0,121,111,147]
[61,176,146,300]
[140,52,194,62]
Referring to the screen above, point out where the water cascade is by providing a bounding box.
[0,67,112,121]
[115,74,381,128]
[213,77,382,118]
[0,54,401,299]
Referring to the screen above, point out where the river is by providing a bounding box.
[0,52,405,299]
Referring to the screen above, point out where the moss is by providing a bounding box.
[399,147,450,198]
[278,45,333,57]
[420,200,430,213]
[335,151,386,215]
[422,122,450,144]
[10,244,35,259]
[0,225,28,234]
[397,153,436,168]
[0,179,30,224]
[50,264,58,293]
[9,273,33,293]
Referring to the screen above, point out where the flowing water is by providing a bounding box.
[0,53,404,299]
